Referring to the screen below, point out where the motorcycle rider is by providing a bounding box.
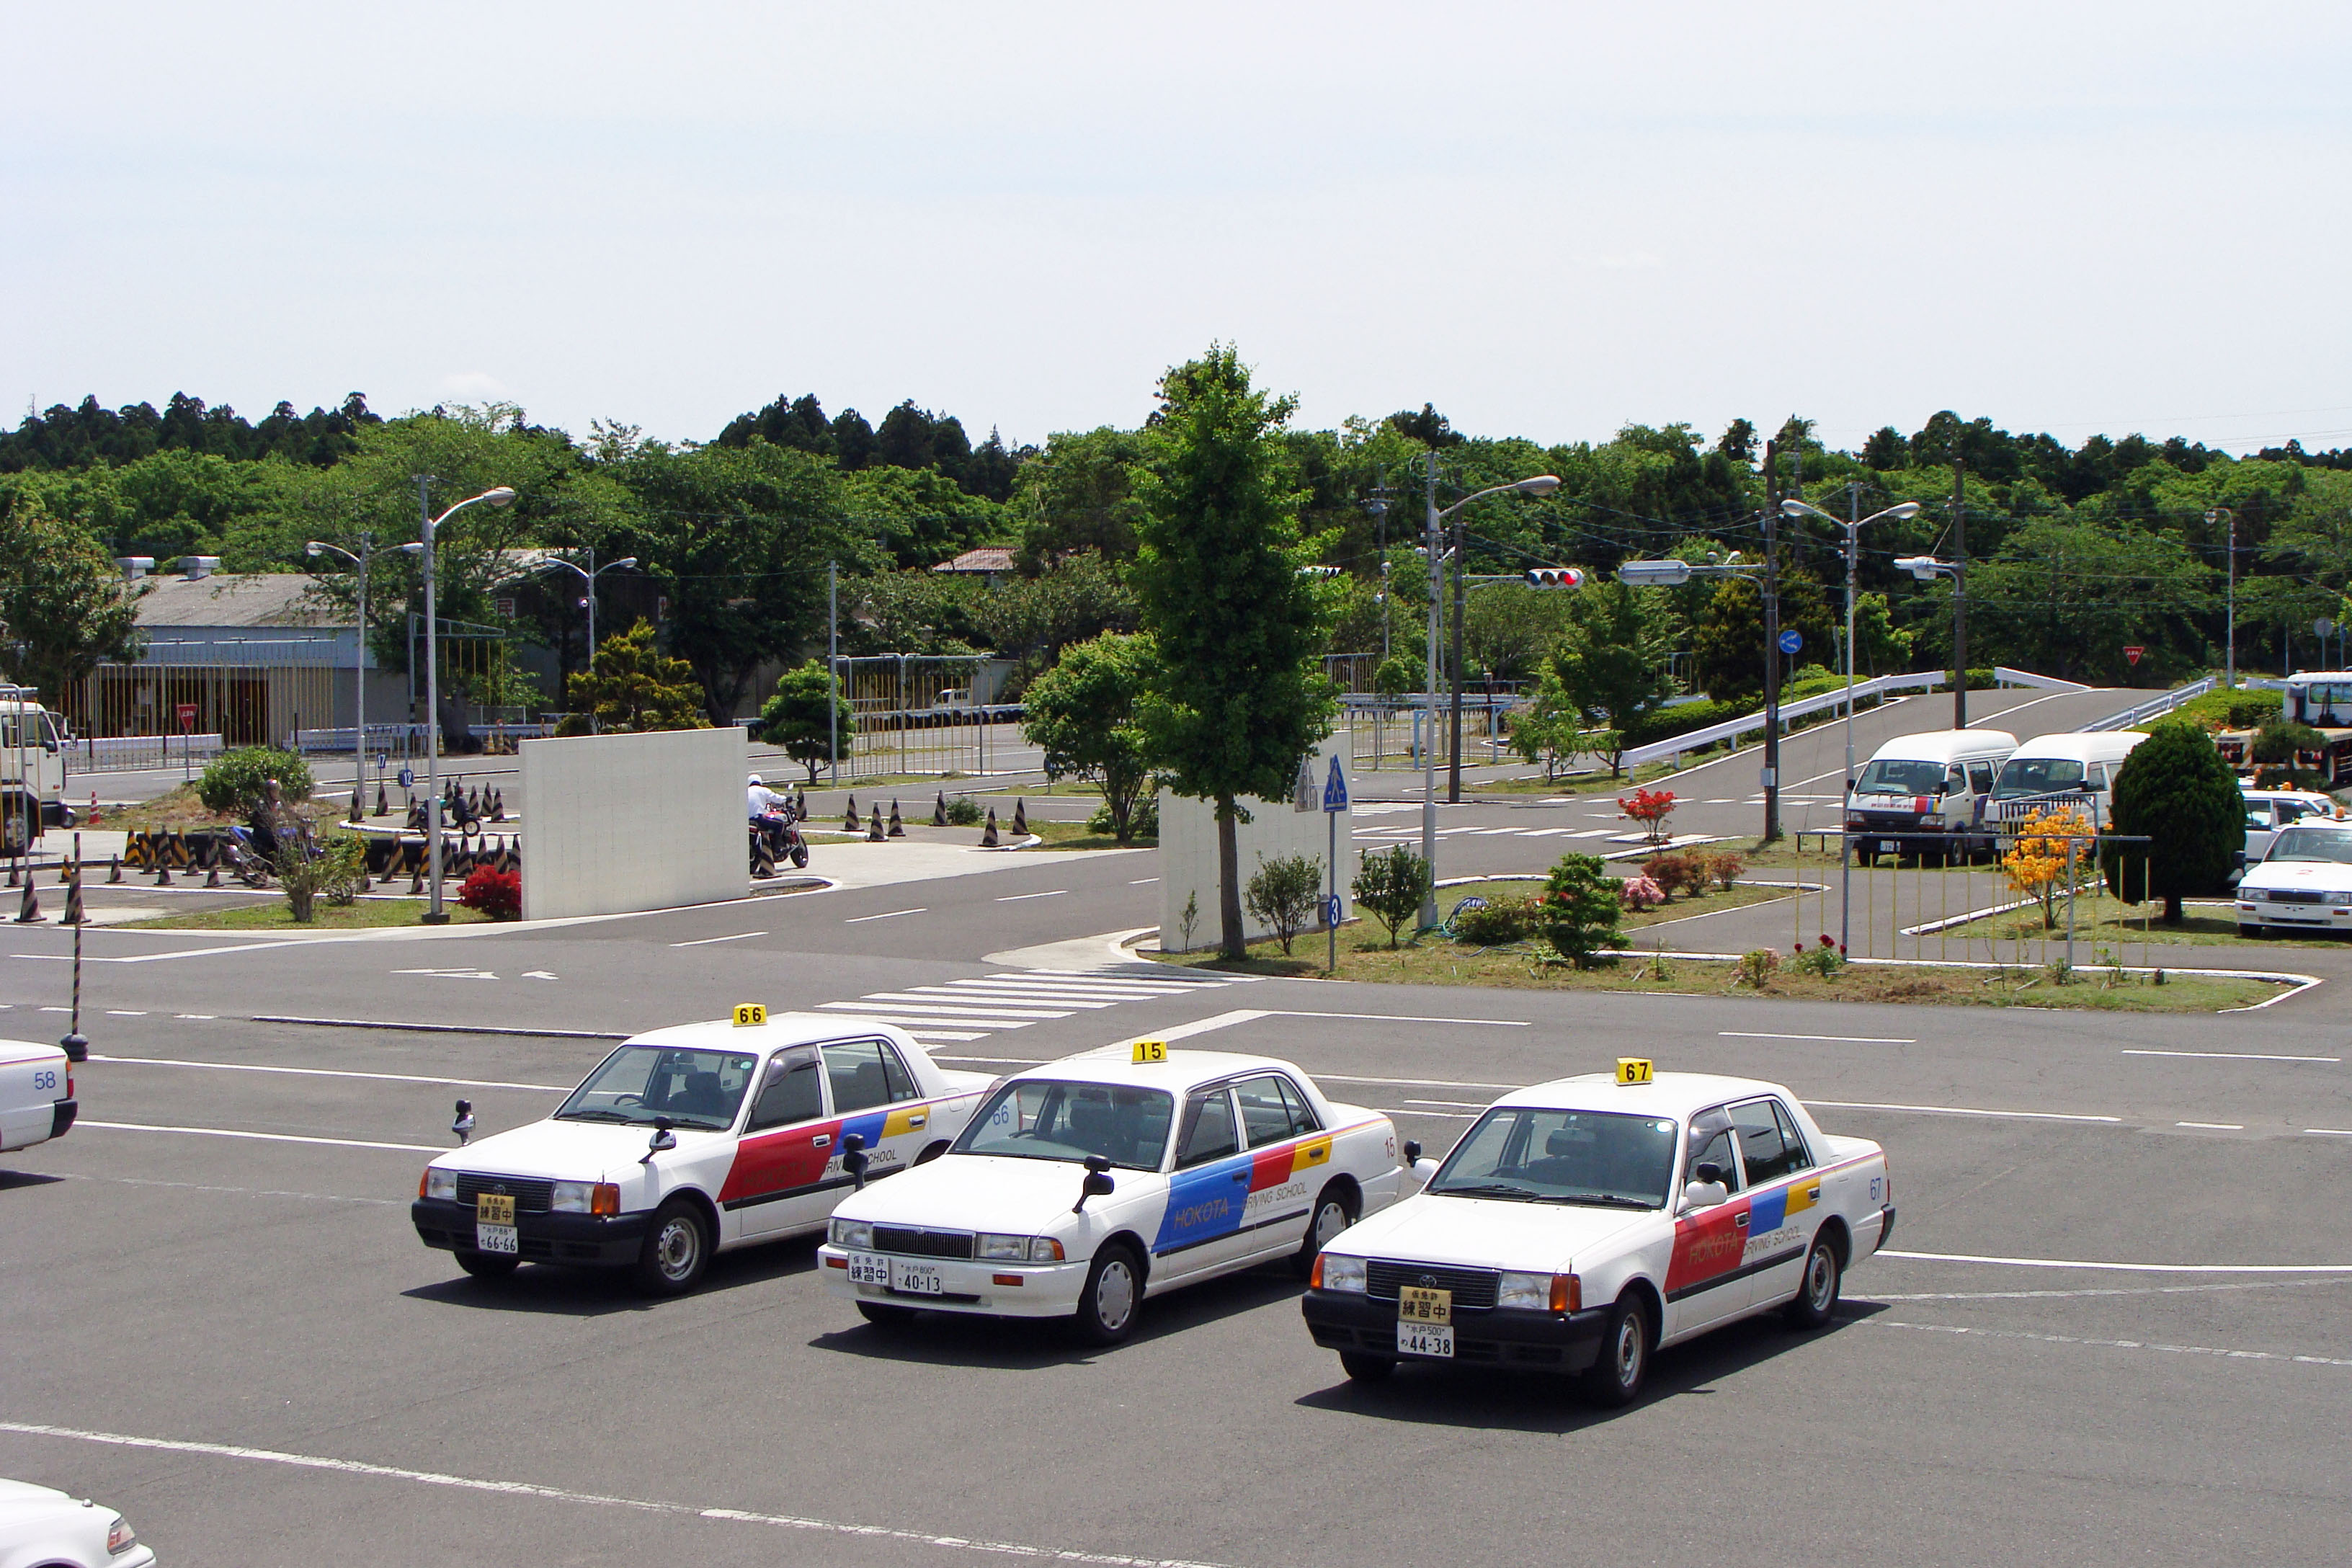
[748,773,792,821]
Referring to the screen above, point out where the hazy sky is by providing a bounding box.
[8,4,2348,457]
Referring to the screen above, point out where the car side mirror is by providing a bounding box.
[840,1131,869,1190]
[641,1117,677,1164]
[1402,1140,1422,1165]
[1074,1153,1115,1213]
[1412,1158,1441,1186]
[1682,1179,1729,1211]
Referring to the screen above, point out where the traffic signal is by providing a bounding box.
[1525,567,1586,589]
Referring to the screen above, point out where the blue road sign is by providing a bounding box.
[398,766,414,790]
[1778,629,1803,655]
[1322,756,1349,813]
[1326,894,1346,926]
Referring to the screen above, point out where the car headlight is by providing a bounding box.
[107,1515,137,1555]
[976,1233,1065,1262]
[1030,1237,1065,1262]
[830,1219,873,1251]
[1920,813,1945,827]
[2328,892,2352,907]
[423,1167,458,1201]
[552,1180,621,1215]
[1316,1254,1367,1293]
[1496,1271,1552,1310]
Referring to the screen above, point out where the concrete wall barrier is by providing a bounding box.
[519,726,745,922]
[1158,734,1353,953]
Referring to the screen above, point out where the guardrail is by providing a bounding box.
[1991,667,2090,692]
[1621,671,1951,770]
[63,734,226,773]
[2082,676,2215,732]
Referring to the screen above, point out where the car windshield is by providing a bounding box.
[1856,759,1948,795]
[1994,757,2086,798]
[1427,1108,1680,1208]
[950,1079,1174,1171]
[2264,827,2352,865]
[553,1046,758,1131]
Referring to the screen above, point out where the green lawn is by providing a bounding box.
[118,899,493,930]
[1028,819,1156,852]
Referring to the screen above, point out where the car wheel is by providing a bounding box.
[857,1301,919,1328]
[1579,1294,1650,1407]
[1339,1351,1395,1383]
[455,1250,519,1280]
[1291,1183,1358,1278]
[1783,1235,1843,1329]
[1073,1243,1143,1345]
[632,1198,711,1295]
[2240,923,2261,937]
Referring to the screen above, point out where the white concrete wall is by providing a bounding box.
[1158,734,1353,953]
[520,726,745,921]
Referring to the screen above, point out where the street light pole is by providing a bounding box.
[2209,507,2237,687]
[414,480,518,925]
[538,548,638,734]
[306,533,375,819]
[1448,504,1470,803]
[1951,459,1968,729]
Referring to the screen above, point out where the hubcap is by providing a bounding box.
[1314,1201,1348,1250]
[1614,1317,1643,1384]
[657,1219,699,1280]
[1095,1260,1136,1330]
[1808,1248,1835,1308]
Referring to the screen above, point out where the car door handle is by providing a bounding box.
[1733,1213,1749,1227]
[811,1133,832,1148]
[1804,1186,1821,1203]
[1231,1171,1251,1182]
[907,1115,925,1128]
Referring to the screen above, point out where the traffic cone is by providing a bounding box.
[62,872,83,926]
[981,807,999,848]
[107,855,122,884]
[5,858,16,888]
[932,792,948,827]
[409,864,424,895]
[845,796,860,832]
[205,864,222,888]
[58,856,74,884]
[489,790,505,823]
[754,840,775,878]
[375,783,388,816]
[887,801,904,837]
[868,810,886,842]
[15,876,42,923]
[155,862,172,888]
[1012,798,1028,835]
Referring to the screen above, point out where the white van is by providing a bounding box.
[1988,731,2150,831]
[1846,729,2018,863]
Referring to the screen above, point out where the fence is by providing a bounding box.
[1618,667,2088,772]
[1337,693,1519,772]
[64,734,226,773]
[830,655,1020,780]
[2082,675,2217,732]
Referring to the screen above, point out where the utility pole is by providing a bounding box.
[1951,459,1968,728]
[1447,503,1469,803]
[827,561,840,785]
[1420,452,1441,932]
[1761,439,1783,842]
[417,475,445,925]
[1368,476,1391,662]
[2209,507,2237,687]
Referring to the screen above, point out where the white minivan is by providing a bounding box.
[1845,728,2017,864]
[1988,731,2150,830]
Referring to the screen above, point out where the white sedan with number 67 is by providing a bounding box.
[819,1045,1420,1344]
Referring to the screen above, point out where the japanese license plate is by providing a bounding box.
[1397,1322,1455,1358]
[474,1192,517,1254]
[845,1252,892,1286]
[1398,1285,1451,1324]
[890,1260,945,1296]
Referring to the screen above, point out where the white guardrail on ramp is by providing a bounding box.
[2080,675,2217,731]
[1619,668,2095,771]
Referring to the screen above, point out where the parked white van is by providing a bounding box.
[1846,729,2018,863]
[1988,731,2150,830]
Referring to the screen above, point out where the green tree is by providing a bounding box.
[1019,633,1157,843]
[196,746,313,816]
[1244,853,1324,956]
[2102,721,2242,922]
[1537,852,1627,968]
[1850,591,1915,677]
[1015,427,1150,568]
[556,621,710,736]
[1548,580,1672,777]
[0,494,148,700]
[1130,344,1336,959]
[1352,845,1430,948]
[757,660,856,784]
[1692,570,1834,707]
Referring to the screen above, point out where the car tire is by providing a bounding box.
[857,1301,919,1328]
[1072,1242,1144,1346]
[1291,1183,1358,1278]
[1580,1294,1650,1407]
[455,1250,520,1280]
[1783,1235,1843,1329]
[1339,1351,1395,1383]
[632,1198,712,1296]
[2240,923,2261,937]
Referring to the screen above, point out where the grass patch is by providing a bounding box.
[117,899,492,930]
[102,783,239,834]
[1152,931,2282,1011]
[1952,900,2351,950]
[1028,819,1157,852]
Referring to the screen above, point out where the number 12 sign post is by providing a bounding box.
[1323,756,1348,973]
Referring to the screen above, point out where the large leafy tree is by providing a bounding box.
[0,494,147,700]
[1130,345,1335,959]
[2102,721,2242,922]
[757,660,856,783]
[1020,633,1157,844]
[1544,580,1675,776]
[555,621,708,736]
[1692,570,1835,707]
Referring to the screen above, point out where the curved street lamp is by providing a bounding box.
[535,549,639,733]
[416,484,517,924]
[306,535,380,820]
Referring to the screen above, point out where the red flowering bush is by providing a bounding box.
[457,866,522,921]
[1617,787,1679,846]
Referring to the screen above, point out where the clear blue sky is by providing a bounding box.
[8,2,2348,456]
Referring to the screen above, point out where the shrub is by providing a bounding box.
[1643,850,1709,900]
[1617,787,1678,846]
[197,747,313,818]
[272,824,364,922]
[2251,716,2329,765]
[1088,793,1159,839]
[1618,875,1665,912]
[1736,947,1780,988]
[943,795,983,827]
[1449,895,1537,945]
[1706,850,1745,890]
[2103,720,2244,922]
[1353,845,1432,949]
[458,865,522,921]
[1538,852,1627,968]
[1789,938,1845,979]
[1244,853,1325,956]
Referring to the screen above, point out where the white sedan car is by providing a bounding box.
[1302,1063,1892,1404]
[2236,821,2352,935]
[819,1046,1417,1344]
[0,1478,154,1566]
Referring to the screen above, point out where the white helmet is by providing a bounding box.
[748,773,764,786]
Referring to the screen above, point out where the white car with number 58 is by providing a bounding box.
[1302,1062,1892,1405]
[819,1046,1420,1344]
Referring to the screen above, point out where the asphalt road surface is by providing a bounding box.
[8,681,2348,1567]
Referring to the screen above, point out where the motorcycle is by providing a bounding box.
[750,808,809,873]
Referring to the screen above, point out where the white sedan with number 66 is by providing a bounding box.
[819,1045,1420,1344]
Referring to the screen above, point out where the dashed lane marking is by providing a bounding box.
[669,930,767,948]
[844,908,926,924]
[994,890,1066,902]
[87,1055,572,1092]
[1810,1100,2121,1123]
[0,1422,1239,1568]
[2177,1121,2245,1130]
[52,1172,401,1206]
[1881,1250,2352,1273]
[2123,1048,2340,1063]
[1853,1317,2352,1370]
[1722,1030,1916,1045]
[79,1121,443,1153]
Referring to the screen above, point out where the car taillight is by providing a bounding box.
[64,1069,73,1100]
[1551,1274,1580,1313]
[590,1183,621,1217]
[106,1514,136,1554]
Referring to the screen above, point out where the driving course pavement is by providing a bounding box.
[6,682,2348,1567]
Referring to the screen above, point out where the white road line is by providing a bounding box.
[1810,1100,2121,1123]
[1856,1317,2352,1370]
[836,996,1074,1018]
[668,930,767,948]
[843,908,926,924]
[1376,1106,1476,1119]
[900,1030,991,1043]
[104,1010,148,1016]
[1402,1098,1491,1109]
[994,890,1066,902]
[1883,1249,2352,1273]
[79,1121,444,1153]
[86,1056,571,1092]
[176,1013,215,1020]
[1261,1009,1530,1027]
[2304,1127,2352,1137]
[1315,1074,1519,1091]
[0,1422,1237,1568]
[1862,1279,2340,1303]
[53,1172,400,1206]
[1722,1030,1916,1045]
[932,1055,1049,1068]
[824,1013,1034,1032]
[989,973,1215,993]
[2177,1121,2245,1130]
[1129,878,1159,885]
[2123,1048,2341,1063]
[904,989,1119,1010]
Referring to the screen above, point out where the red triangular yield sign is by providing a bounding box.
[2123,645,2145,665]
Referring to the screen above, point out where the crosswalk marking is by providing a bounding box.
[818,964,1244,1051]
